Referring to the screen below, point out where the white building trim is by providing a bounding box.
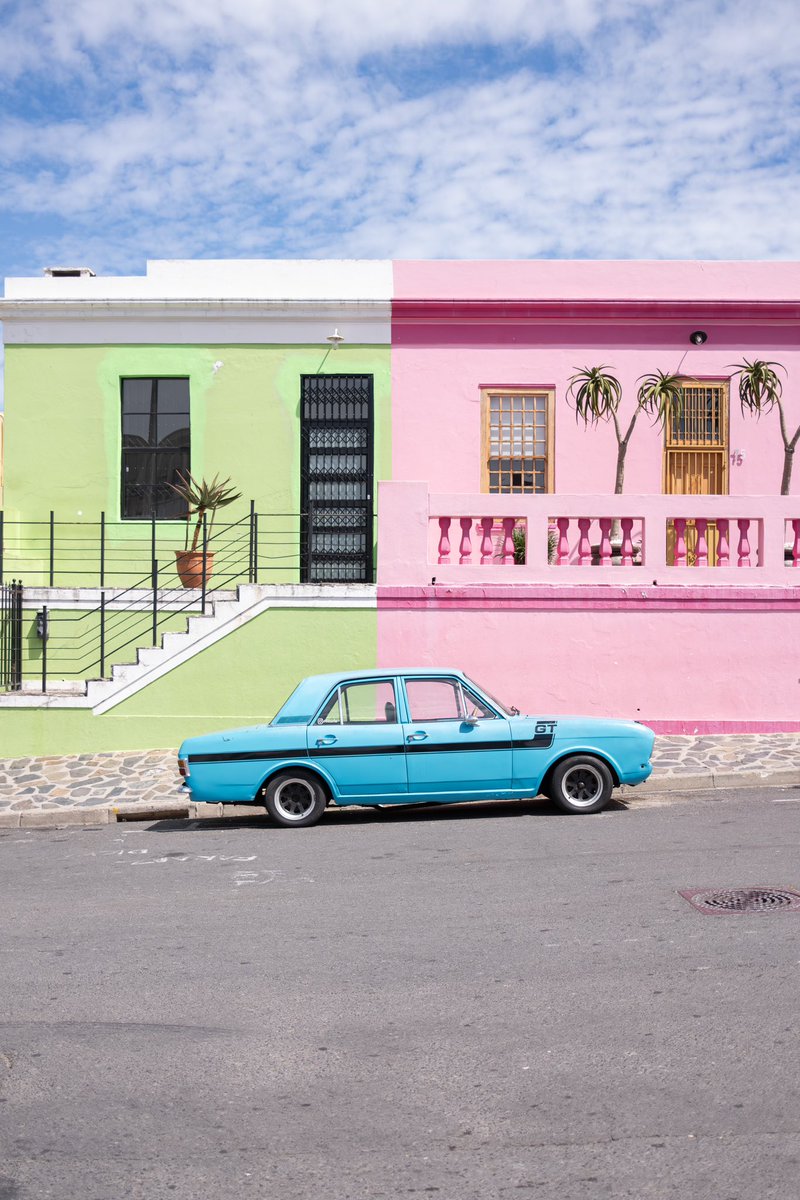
[0,298,391,345]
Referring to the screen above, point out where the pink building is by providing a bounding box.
[378,262,800,733]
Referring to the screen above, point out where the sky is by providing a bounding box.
[1,0,799,286]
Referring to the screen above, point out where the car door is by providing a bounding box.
[511,717,560,794]
[305,677,408,801]
[401,676,513,799]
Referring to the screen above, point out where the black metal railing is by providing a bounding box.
[0,505,308,590]
[0,508,303,694]
[0,580,23,692]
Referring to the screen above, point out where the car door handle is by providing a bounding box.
[406,731,428,742]
[316,735,337,746]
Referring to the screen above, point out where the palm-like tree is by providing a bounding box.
[568,366,684,493]
[732,360,798,494]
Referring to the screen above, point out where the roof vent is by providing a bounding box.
[43,266,96,278]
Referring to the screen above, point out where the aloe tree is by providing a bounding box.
[568,366,631,493]
[568,366,684,493]
[636,370,685,433]
[732,359,799,494]
[169,472,242,552]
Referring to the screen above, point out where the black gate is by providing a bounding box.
[0,581,23,692]
[300,375,374,583]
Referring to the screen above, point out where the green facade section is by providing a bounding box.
[2,606,377,758]
[2,342,391,582]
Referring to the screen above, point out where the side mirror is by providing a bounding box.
[463,715,478,727]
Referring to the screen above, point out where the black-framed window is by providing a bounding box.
[121,378,190,519]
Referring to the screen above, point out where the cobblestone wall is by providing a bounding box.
[0,735,798,816]
[0,750,184,813]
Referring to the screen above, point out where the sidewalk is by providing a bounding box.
[0,735,797,828]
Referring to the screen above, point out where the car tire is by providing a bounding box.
[264,770,328,828]
[549,755,614,814]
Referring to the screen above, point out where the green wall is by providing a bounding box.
[2,343,391,580]
[1,606,377,758]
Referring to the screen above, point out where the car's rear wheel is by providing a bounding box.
[550,755,614,814]
[265,771,327,828]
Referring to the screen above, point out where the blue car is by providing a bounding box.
[178,669,654,827]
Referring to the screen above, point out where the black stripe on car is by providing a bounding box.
[188,731,555,765]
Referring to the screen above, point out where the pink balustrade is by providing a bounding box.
[385,483,799,588]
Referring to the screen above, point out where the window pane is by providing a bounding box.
[317,692,341,724]
[121,378,154,414]
[156,378,190,408]
[462,686,496,720]
[157,412,191,446]
[340,681,397,724]
[405,679,464,722]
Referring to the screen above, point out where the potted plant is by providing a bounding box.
[169,472,242,588]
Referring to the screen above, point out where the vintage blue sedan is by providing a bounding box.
[178,669,654,826]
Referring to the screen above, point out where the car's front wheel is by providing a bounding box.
[264,771,327,828]
[549,755,614,814]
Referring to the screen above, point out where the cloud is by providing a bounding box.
[0,0,799,276]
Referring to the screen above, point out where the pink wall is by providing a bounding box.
[391,262,800,497]
[377,591,800,732]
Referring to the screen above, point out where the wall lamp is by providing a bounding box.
[689,330,708,345]
[326,328,344,349]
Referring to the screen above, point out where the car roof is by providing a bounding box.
[271,668,468,725]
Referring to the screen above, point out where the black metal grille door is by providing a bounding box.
[0,581,23,692]
[301,375,374,583]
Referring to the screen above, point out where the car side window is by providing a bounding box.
[319,681,398,725]
[462,686,497,720]
[317,691,342,724]
[405,678,465,722]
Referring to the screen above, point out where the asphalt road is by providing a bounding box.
[1,788,799,1200]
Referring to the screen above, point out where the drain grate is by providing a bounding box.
[679,886,800,915]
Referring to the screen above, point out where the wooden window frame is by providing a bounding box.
[480,388,555,494]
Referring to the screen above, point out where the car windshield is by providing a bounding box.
[463,675,517,717]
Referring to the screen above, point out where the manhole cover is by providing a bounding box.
[679,886,800,915]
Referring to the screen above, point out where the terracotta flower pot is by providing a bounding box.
[175,549,214,588]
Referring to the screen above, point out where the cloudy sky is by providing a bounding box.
[0,0,799,282]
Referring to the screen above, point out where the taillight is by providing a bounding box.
[178,758,189,778]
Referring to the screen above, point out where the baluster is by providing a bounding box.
[577,518,592,566]
[459,517,473,564]
[790,519,800,567]
[437,517,451,564]
[695,518,708,567]
[480,517,495,564]
[599,518,612,566]
[674,517,687,567]
[501,517,516,565]
[737,519,751,567]
[620,518,634,566]
[717,518,729,566]
[556,518,570,565]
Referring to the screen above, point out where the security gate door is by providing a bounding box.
[664,380,729,565]
[300,375,374,583]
